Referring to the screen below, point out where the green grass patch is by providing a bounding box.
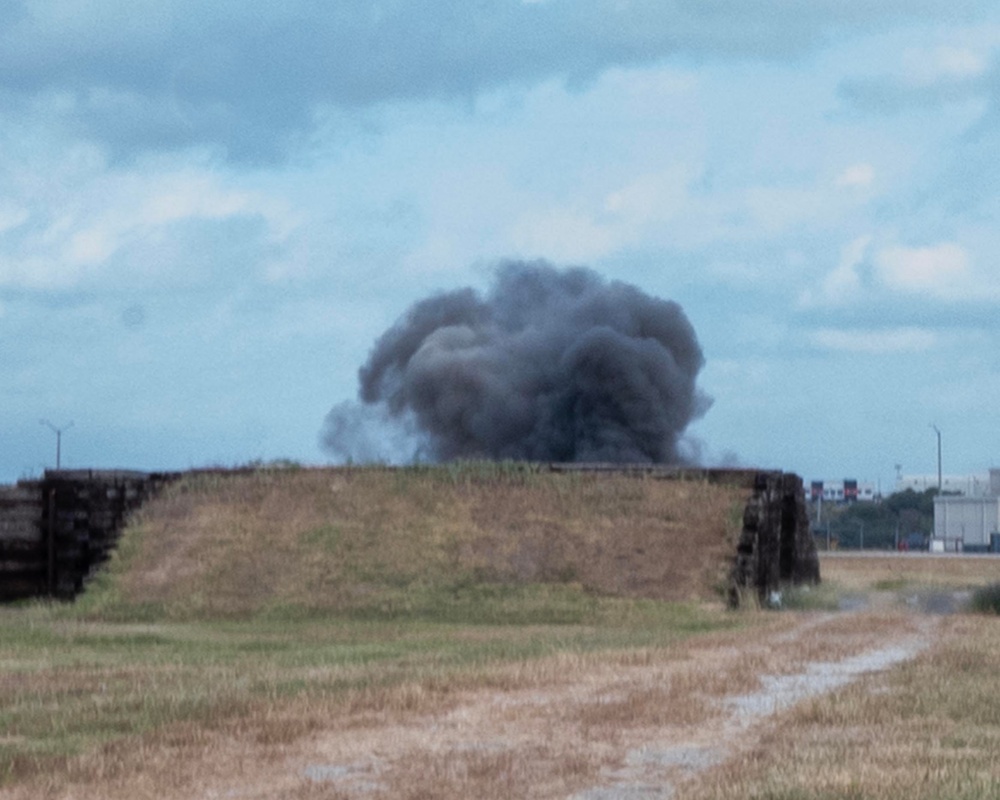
[872,577,909,591]
[969,582,1000,615]
[0,594,745,788]
[777,582,841,611]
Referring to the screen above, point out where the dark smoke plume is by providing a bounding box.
[322,261,711,464]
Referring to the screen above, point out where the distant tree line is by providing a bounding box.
[814,488,937,550]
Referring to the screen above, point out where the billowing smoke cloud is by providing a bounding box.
[322,260,711,464]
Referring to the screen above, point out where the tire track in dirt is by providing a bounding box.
[571,618,935,799]
[0,608,939,800]
[280,610,937,800]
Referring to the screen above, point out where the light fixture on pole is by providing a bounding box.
[39,419,73,470]
[930,424,942,492]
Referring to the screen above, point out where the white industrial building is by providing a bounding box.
[898,472,993,497]
[933,469,1000,551]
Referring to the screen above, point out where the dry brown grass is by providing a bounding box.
[0,610,927,800]
[8,497,998,799]
[686,613,1000,800]
[820,552,1000,591]
[95,465,747,618]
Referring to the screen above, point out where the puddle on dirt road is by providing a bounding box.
[904,590,972,615]
[838,589,972,615]
[574,785,676,799]
[573,745,727,799]
[301,762,384,794]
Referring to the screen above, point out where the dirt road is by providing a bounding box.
[279,610,934,800]
[5,561,975,800]
[3,603,940,800]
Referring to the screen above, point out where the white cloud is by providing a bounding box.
[66,225,116,266]
[5,1,986,162]
[811,326,938,354]
[740,185,825,234]
[834,163,875,188]
[798,238,1000,307]
[902,44,990,83]
[0,202,29,234]
[0,161,295,290]
[874,242,970,297]
[931,46,988,77]
[141,177,257,227]
[511,208,618,262]
[508,165,697,263]
[798,235,871,307]
[603,166,692,223]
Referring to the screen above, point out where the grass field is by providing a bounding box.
[2,467,999,798]
[0,465,752,795]
[0,597,747,794]
[687,553,1000,800]
[820,551,1000,591]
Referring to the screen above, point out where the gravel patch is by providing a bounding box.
[725,636,928,722]
[573,627,932,800]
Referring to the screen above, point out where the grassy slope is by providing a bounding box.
[0,464,751,788]
[80,464,748,621]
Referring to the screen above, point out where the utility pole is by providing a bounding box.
[930,424,942,492]
[39,419,73,470]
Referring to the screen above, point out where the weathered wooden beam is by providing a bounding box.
[728,471,820,608]
[0,471,180,602]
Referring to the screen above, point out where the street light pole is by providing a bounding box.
[930,424,942,492]
[39,419,73,470]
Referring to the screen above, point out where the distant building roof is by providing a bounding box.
[896,473,995,497]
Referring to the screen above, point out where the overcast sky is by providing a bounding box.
[3,0,999,489]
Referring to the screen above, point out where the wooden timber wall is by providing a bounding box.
[0,470,179,601]
[729,471,821,607]
[0,482,45,601]
[0,465,818,604]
